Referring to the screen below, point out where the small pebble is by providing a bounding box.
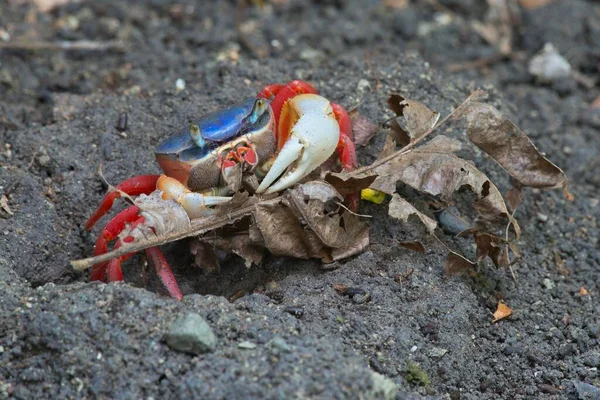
[537,212,548,222]
[357,79,371,92]
[270,337,290,352]
[543,278,555,290]
[175,78,186,92]
[116,112,128,132]
[238,341,257,350]
[165,313,217,355]
[573,381,600,399]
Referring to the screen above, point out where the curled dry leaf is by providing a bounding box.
[505,185,523,212]
[254,202,328,260]
[456,101,572,199]
[492,300,513,323]
[398,241,426,254]
[286,181,369,251]
[368,148,520,234]
[474,232,510,267]
[444,252,476,275]
[1,195,14,215]
[389,193,437,235]
[579,287,589,296]
[351,113,380,147]
[387,94,440,146]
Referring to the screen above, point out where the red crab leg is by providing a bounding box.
[85,174,160,230]
[145,247,183,300]
[90,205,141,281]
[331,103,357,171]
[331,103,359,210]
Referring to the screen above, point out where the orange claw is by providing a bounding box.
[85,174,160,230]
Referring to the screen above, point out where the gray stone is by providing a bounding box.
[165,313,216,355]
[573,381,600,400]
[238,340,257,350]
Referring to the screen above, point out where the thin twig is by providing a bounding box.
[71,197,282,271]
[0,40,125,52]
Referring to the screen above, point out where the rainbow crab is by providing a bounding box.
[85,80,357,300]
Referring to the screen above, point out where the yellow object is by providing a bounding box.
[360,189,386,204]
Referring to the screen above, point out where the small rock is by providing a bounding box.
[537,212,549,222]
[299,48,325,65]
[543,278,555,290]
[37,151,51,167]
[175,78,186,92]
[165,313,217,355]
[428,347,448,359]
[573,381,600,399]
[352,293,370,304]
[528,43,571,83]
[270,337,290,352]
[356,79,371,93]
[238,340,257,350]
[582,352,600,368]
[558,343,576,359]
[393,9,418,39]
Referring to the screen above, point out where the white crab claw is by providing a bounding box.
[157,175,231,219]
[255,94,339,194]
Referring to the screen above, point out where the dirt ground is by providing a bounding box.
[1,0,599,399]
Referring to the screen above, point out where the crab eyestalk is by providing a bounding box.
[189,123,205,148]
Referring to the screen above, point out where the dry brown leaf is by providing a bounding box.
[389,193,437,234]
[474,232,510,267]
[367,148,519,234]
[325,174,377,196]
[592,96,600,109]
[492,300,513,322]
[1,195,13,215]
[351,113,380,147]
[415,135,462,154]
[579,287,589,296]
[286,182,367,249]
[377,134,397,160]
[517,0,553,10]
[253,202,327,260]
[387,95,440,146]
[383,0,408,9]
[456,101,572,199]
[398,241,426,254]
[333,283,349,294]
[505,185,523,212]
[444,252,476,275]
[190,241,220,273]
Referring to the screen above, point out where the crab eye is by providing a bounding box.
[249,98,268,124]
[189,123,205,148]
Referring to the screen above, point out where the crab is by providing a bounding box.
[84,80,357,300]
